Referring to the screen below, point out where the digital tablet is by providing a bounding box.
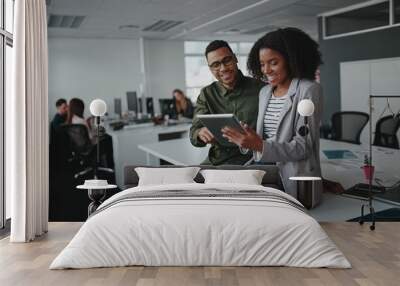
[196,114,245,146]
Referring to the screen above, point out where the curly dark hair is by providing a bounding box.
[247,27,322,81]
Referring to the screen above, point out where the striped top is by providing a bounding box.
[263,93,287,138]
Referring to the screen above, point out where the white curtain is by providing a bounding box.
[9,0,49,242]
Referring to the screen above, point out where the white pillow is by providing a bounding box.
[135,167,201,186]
[200,169,266,185]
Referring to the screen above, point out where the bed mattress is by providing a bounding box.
[50,183,350,269]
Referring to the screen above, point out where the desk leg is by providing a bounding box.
[87,189,106,217]
[297,181,313,209]
[145,153,160,166]
[146,152,151,165]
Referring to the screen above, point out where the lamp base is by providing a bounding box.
[88,189,107,216]
[289,176,321,209]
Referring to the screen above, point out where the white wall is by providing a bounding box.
[48,38,143,120]
[48,38,186,119]
[143,39,186,114]
[340,57,400,145]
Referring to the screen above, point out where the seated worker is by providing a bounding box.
[67,98,114,170]
[172,89,194,119]
[66,98,93,140]
[50,98,68,164]
[190,40,265,165]
[51,98,68,130]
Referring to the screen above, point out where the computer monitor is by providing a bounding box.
[159,98,177,119]
[126,91,138,114]
[138,98,143,114]
[114,98,122,118]
[146,97,154,116]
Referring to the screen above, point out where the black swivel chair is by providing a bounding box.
[331,111,369,144]
[61,124,115,179]
[50,124,116,221]
[373,115,400,149]
[61,124,96,178]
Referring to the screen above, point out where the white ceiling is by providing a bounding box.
[46,0,368,41]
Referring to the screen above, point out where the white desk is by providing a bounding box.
[138,138,400,190]
[138,138,209,165]
[109,123,191,187]
[320,139,400,189]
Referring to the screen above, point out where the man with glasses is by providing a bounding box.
[190,40,264,165]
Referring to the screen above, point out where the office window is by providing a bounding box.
[5,44,12,221]
[184,41,253,103]
[5,0,13,33]
[1,0,14,229]
[325,1,390,37]
[184,42,209,54]
[322,0,400,39]
[394,0,400,24]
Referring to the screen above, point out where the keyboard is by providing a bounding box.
[133,118,152,124]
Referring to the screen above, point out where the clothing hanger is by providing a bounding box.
[377,98,396,120]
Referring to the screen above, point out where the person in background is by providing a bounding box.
[51,98,68,130]
[66,98,92,139]
[190,40,265,165]
[172,89,194,119]
[221,27,323,203]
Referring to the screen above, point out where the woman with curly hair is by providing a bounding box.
[222,27,323,206]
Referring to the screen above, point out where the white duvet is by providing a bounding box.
[50,183,351,269]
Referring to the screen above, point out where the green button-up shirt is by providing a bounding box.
[190,71,265,165]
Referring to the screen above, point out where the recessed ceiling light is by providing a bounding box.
[48,14,85,28]
[142,20,184,32]
[215,29,241,35]
[119,24,140,30]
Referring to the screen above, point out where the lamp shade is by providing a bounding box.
[297,99,314,117]
[90,99,107,116]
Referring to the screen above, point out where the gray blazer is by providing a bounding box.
[255,78,323,207]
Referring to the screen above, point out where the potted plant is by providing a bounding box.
[361,155,374,181]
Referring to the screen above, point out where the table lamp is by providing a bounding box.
[297,99,315,168]
[289,99,321,209]
[77,99,116,216]
[89,99,107,181]
[297,99,314,134]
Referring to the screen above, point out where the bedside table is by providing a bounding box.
[77,183,117,217]
[289,176,321,209]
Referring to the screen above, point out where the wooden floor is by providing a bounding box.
[0,222,399,286]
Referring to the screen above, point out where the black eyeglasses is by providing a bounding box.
[208,56,235,70]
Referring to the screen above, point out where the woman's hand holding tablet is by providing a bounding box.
[221,123,263,152]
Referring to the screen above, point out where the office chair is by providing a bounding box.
[60,124,95,178]
[331,111,369,144]
[60,124,114,179]
[373,115,400,149]
[49,125,116,222]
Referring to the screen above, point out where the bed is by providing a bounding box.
[50,165,350,269]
